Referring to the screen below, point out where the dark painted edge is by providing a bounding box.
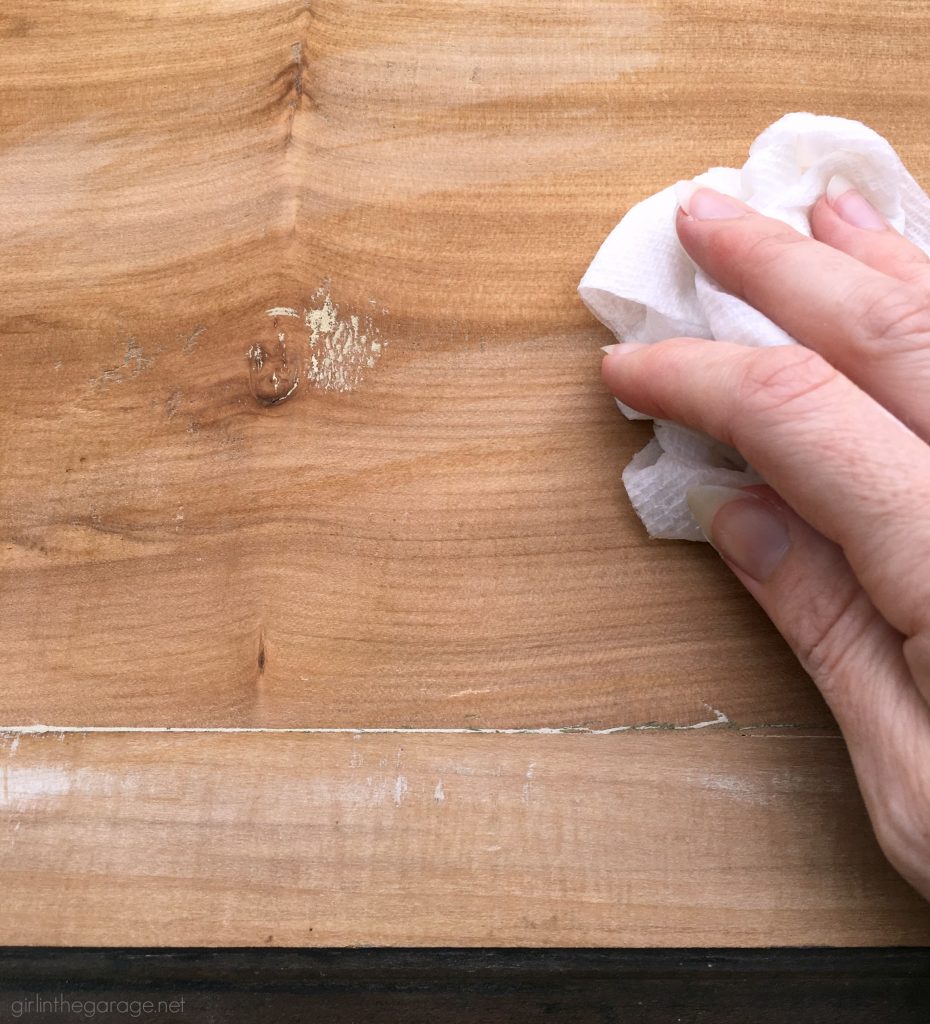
[1,947,929,985]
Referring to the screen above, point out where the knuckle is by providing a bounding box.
[856,281,930,351]
[791,582,866,686]
[705,222,805,291]
[736,346,839,421]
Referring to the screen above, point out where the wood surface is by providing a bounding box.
[1,0,930,944]
[4,730,930,947]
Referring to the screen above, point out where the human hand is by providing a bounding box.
[601,180,930,899]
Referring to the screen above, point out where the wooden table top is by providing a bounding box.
[2,0,929,945]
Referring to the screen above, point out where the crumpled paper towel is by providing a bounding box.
[578,111,930,541]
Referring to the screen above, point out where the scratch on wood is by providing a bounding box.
[521,761,536,804]
[688,772,774,806]
[90,337,155,388]
[183,325,206,355]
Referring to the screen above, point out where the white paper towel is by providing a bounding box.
[579,112,930,541]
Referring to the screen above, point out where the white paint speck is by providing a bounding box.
[434,780,445,803]
[393,775,408,806]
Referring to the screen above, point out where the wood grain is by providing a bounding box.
[1,0,930,943]
[3,730,930,946]
[10,0,930,728]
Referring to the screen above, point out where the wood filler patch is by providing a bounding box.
[256,285,388,403]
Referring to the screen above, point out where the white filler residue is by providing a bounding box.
[265,286,388,395]
[305,286,387,392]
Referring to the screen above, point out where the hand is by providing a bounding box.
[601,182,930,899]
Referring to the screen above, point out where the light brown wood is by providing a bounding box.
[4,730,930,946]
[2,0,930,944]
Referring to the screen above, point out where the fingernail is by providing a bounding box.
[675,181,699,214]
[826,174,886,231]
[686,485,791,583]
[676,182,748,220]
[601,342,644,358]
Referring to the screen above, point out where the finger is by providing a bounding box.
[601,339,930,643]
[810,181,930,290]
[676,186,930,439]
[688,483,930,899]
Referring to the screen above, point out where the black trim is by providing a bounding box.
[1,948,928,1022]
